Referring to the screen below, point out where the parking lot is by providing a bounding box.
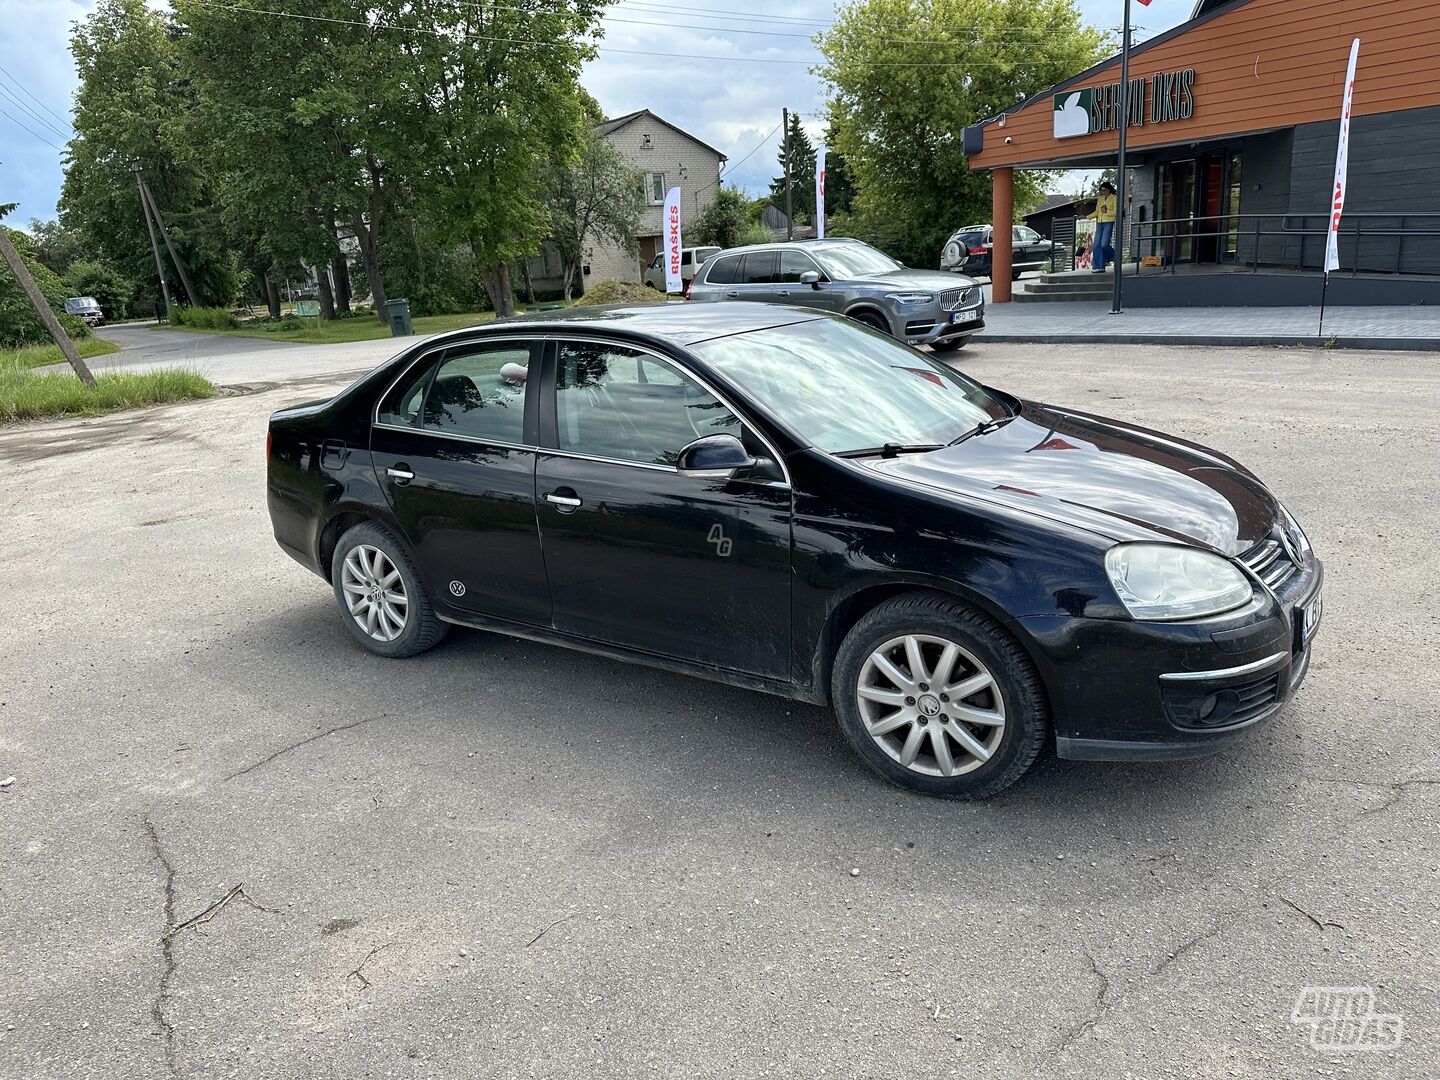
[2,341,1437,1078]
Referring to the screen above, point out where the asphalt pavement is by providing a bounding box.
[2,341,1437,1078]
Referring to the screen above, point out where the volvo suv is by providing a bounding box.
[687,239,983,352]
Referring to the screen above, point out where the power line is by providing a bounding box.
[614,1,831,25]
[0,64,71,128]
[197,3,1090,67]
[0,83,70,141]
[723,120,783,177]
[0,105,63,150]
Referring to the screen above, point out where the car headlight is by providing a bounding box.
[1104,543,1253,621]
[885,292,934,305]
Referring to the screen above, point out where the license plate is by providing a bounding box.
[951,309,979,324]
[1299,591,1323,645]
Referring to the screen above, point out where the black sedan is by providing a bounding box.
[266,303,1322,799]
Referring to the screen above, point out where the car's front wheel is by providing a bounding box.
[331,522,448,658]
[849,310,891,335]
[930,336,968,353]
[830,593,1048,799]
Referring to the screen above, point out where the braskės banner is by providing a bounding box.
[663,186,684,294]
[815,145,827,240]
[1325,39,1361,274]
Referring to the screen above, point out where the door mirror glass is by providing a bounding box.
[799,270,821,287]
[676,434,755,479]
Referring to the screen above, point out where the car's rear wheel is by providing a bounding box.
[331,522,448,658]
[830,593,1048,799]
[849,310,890,335]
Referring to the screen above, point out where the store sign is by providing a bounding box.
[1053,68,1196,139]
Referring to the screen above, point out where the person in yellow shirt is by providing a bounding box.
[1092,181,1117,274]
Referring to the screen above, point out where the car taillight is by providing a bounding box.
[684,279,693,300]
[265,431,272,463]
[975,244,992,253]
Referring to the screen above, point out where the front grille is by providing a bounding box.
[1164,669,1284,729]
[939,287,975,311]
[1228,672,1283,724]
[1240,535,1299,592]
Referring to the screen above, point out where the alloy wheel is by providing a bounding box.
[340,544,409,642]
[856,634,1007,777]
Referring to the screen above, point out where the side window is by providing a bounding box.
[649,254,662,270]
[554,342,739,467]
[681,251,694,267]
[377,356,437,427]
[705,255,742,285]
[741,250,779,285]
[778,250,822,283]
[421,340,533,443]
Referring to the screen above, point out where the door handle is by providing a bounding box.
[386,464,415,483]
[725,290,740,298]
[545,491,582,511]
[777,290,791,297]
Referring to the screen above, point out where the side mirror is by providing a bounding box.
[676,433,755,479]
[799,270,822,289]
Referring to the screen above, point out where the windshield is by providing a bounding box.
[811,242,902,280]
[692,318,1008,455]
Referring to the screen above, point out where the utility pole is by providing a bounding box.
[132,161,174,319]
[783,107,793,240]
[0,226,97,386]
[1111,0,1133,315]
[139,178,200,307]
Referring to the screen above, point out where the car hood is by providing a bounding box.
[849,268,980,291]
[860,402,1278,556]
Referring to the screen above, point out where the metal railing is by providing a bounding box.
[1127,212,1440,277]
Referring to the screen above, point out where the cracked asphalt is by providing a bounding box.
[2,341,1437,1078]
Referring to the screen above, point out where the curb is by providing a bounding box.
[975,333,1440,351]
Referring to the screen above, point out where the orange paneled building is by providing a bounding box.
[964,0,1440,304]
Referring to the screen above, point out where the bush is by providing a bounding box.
[0,361,214,423]
[171,306,239,330]
[576,279,660,306]
[63,260,135,320]
[2,226,91,347]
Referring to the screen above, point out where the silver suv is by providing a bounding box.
[643,246,721,291]
[687,239,983,351]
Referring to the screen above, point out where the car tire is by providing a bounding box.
[830,592,1048,799]
[930,337,968,353]
[849,310,891,335]
[331,521,448,658]
[1011,269,1024,281]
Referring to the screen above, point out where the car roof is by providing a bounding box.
[428,301,826,348]
[705,237,873,258]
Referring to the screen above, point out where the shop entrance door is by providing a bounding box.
[1159,159,1197,264]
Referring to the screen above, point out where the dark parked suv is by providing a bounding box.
[267,304,1322,799]
[941,224,1063,279]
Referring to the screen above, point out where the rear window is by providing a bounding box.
[741,250,779,284]
[705,255,742,285]
[957,229,989,248]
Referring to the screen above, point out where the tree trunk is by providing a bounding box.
[316,268,335,320]
[264,272,281,318]
[352,213,388,323]
[480,261,516,317]
[331,252,352,314]
[560,259,576,303]
[520,257,536,305]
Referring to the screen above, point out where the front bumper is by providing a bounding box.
[1020,556,1324,761]
[900,303,986,345]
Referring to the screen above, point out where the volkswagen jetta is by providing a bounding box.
[266,303,1322,799]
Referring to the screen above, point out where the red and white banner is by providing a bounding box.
[815,145,826,240]
[663,186,683,294]
[1325,38,1361,274]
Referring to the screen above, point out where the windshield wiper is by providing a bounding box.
[947,413,1017,447]
[836,442,944,459]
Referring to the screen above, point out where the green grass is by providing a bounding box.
[161,309,500,345]
[0,362,214,424]
[6,337,122,370]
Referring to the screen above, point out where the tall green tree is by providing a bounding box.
[816,0,1107,265]
[61,0,238,307]
[544,126,644,301]
[379,0,607,317]
[769,114,817,223]
[693,187,752,250]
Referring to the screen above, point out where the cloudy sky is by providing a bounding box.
[0,0,1191,226]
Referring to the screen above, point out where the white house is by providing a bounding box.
[526,109,727,294]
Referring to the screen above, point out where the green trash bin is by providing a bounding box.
[384,298,413,337]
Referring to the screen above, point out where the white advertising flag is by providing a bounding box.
[815,145,827,240]
[663,186,683,294]
[1324,39,1361,274]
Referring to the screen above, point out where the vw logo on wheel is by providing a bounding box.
[448,580,466,597]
